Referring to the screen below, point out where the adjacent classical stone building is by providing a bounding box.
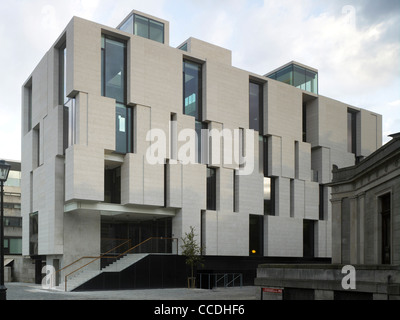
[21,10,382,290]
[256,133,400,300]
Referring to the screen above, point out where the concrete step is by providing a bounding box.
[58,254,149,291]
[102,254,148,273]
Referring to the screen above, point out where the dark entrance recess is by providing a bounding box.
[303,220,315,258]
[101,218,172,253]
[249,215,263,256]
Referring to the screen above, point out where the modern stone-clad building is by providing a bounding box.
[21,10,382,290]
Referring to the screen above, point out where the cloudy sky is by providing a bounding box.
[0,0,399,161]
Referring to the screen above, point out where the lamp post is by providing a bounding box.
[0,160,11,300]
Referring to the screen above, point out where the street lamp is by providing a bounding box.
[0,160,11,300]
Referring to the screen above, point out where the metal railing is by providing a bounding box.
[62,237,178,291]
[199,273,243,290]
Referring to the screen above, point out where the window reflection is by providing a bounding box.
[118,13,165,44]
[267,63,318,94]
[183,60,202,121]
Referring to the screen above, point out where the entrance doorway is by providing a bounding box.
[101,218,173,254]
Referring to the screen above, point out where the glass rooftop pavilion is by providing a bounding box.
[117,10,166,44]
[266,61,318,95]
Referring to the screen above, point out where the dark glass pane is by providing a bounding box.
[249,82,261,132]
[195,121,206,164]
[59,43,67,105]
[119,14,134,34]
[293,65,306,90]
[347,111,357,154]
[303,220,315,258]
[264,178,275,216]
[29,212,38,256]
[150,20,164,43]
[183,60,202,121]
[276,65,293,85]
[104,167,121,204]
[319,185,325,220]
[135,15,149,38]
[179,43,188,52]
[207,168,216,210]
[305,69,318,94]
[116,104,132,154]
[104,37,126,103]
[249,215,263,256]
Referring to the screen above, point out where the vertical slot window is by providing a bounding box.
[101,35,126,104]
[104,166,121,204]
[233,170,238,213]
[319,185,325,220]
[249,215,263,256]
[26,82,33,133]
[102,35,133,154]
[347,109,357,154]
[29,212,38,256]
[302,103,307,142]
[303,220,315,258]
[207,167,216,211]
[59,42,67,105]
[116,104,133,154]
[249,81,263,133]
[170,113,177,160]
[183,60,202,121]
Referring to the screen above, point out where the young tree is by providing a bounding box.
[181,226,204,288]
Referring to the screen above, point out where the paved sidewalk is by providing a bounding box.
[5,282,259,300]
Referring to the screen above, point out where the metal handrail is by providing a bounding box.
[62,239,131,291]
[57,239,131,275]
[64,237,178,291]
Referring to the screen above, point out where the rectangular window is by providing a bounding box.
[4,217,22,227]
[149,20,164,43]
[119,14,165,44]
[119,14,134,34]
[293,65,306,91]
[29,212,38,256]
[263,177,275,216]
[302,103,307,142]
[233,170,238,212]
[4,238,22,255]
[170,113,177,160]
[195,121,207,164]
[183,60,202,121]
[26,82,33,133]
[101,36,126,104]
[319,185,325,220]
[116,104,133,154]
[135,15,149,38]
[249,82,263,133]
[104,166,121,204]
[59,42,67,105]
[303,220,315,258]
[33,125,40,168]
[249,215,263,256]
[347,109,357,154]
[63,98,76,152]
[101,35,133,154]
[276,65,293,85]
[207,167,216,211]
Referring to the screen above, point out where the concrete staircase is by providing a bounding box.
[58,254,149,292]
